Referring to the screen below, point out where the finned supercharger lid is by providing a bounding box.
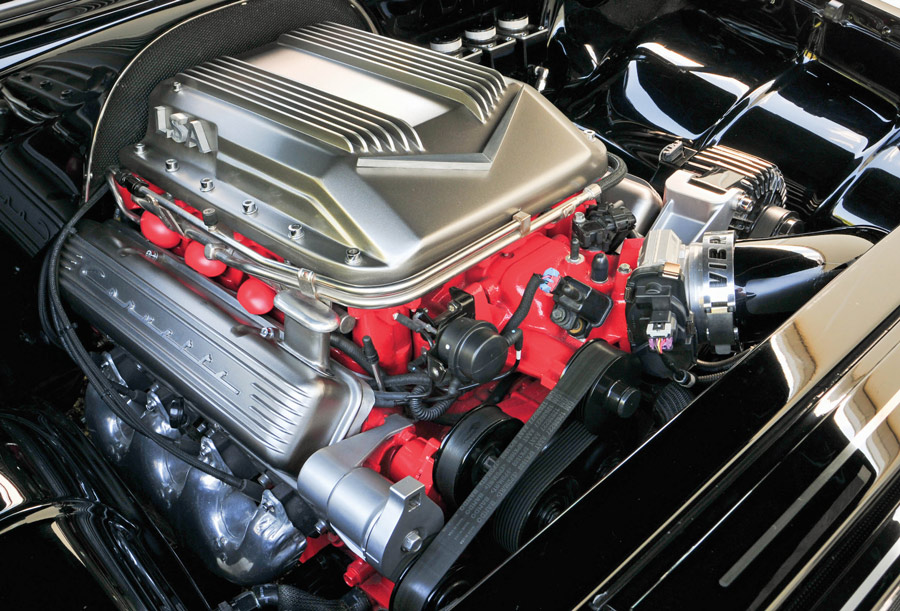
[121,22,608,292]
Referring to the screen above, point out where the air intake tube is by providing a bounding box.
[625,227,882,376]
[732,227,883,342]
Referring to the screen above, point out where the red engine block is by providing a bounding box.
[348,204,640,387]
[119,177,640,608]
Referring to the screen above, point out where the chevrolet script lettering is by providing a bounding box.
[81,263,239,395]
[155,106,216,153]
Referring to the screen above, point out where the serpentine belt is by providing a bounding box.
[492,420,596,553]
[392,342,603,611]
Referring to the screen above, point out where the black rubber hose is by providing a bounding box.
[409,379,460,421]
[37,252,63,348]
[373,388,432,405]
[275,585,369,611]
[222,584,370,611]
[485,372,521,406]
[502,273,542,338]
[653,382,694,424]
[694,350,747,373]
[384,372,432,387]
[424,393,458,419]
[597,152,628,192]
[406,382,432,418]
[696,370,727,384]
[330,334,375,376]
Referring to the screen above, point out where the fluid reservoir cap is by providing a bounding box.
[140,211,181,249]
[464,24,497,43]
[498,12,529,32]
[438,318,508,384]
[237,277,276,315]
[430,35,463,54]
[185,240,226,277]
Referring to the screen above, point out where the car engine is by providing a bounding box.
[43,12,884,611]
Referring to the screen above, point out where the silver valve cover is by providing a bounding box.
[59,220,373,472]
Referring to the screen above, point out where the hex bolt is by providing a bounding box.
[346,247,362,265]
[242,199,258,215]
[401,530,423,553]
[288,223,304,240]
[134,142,146,154]
[618,263,632,275]
[200,177,214,192]
[165,159,179,172]
[172,81,182,92]
[573,211,586,225]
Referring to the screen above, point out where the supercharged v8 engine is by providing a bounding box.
[51,14,883,611]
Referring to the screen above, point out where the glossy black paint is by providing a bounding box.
[0,404,211,609]
[0,1,899,609]
[0,0,229,75]
[547,0,900,232]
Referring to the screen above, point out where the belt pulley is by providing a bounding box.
[492,419,596,553]
[392,341,610,611]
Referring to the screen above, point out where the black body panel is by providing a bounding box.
[0,0,230,254]
[3,1,900,610]
[0,404,210,609]
[544,0,900,233]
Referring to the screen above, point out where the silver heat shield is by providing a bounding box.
[119,22,607,294]
[59,220,373,472]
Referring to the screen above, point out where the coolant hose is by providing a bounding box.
[597,152,628,192]
[220,584,370,611]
